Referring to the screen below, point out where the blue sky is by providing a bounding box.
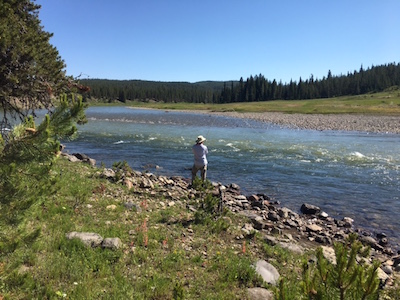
[36,0,399,83]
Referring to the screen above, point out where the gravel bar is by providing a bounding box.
[210,112,400,134]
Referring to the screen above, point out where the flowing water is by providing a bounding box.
[62,107,400,247]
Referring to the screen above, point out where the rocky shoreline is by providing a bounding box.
[63,152,400,290]
[209,111,400,134]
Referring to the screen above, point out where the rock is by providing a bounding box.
[283,219,298,228]
[383,248,394,256]
[377,232,387,239]
[300,203,320,215]
[392,255,400,267]
[279,242,304,254]
[248,194,260,202]
[186,204,197,212]
[379,237,388,246]
[102,168,116,179]
[102,237,122,250]
[342,217,354,227]
[315,235,332,245]
[251,200,265,210]
[377,267,389,283]
[247,287,274,300]
[241,223,256,236]
[271,227,282,235]
[235,194,248,201]
[72,153,96,166]
[106,204,117,210]
[381,265,393,275]
[306,224,323,233]
[67,154,81,163]
[267,211,280,222]
[321,246,336,265]
[124,201,141,212]
[123,178,133,189]
[318,211,329,219]
[140,178,154,189]
[263,235,278,246]
[66,232,103,248]
[359,235,384,251]
[255,260,280,286]
[227,183,241,194]
[277,208,290,219]
[250,216,265,230]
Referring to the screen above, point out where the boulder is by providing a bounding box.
[359,235,384,251]
[342,217,354,228]
[263,235,278,246]
[102,237,122,250]
[279,242,305,254]
[227,183,241,195]
[255,259,280,286]
[66,154,80,163]
[102,168,116,179]
[66,232,103,248]
[267,211,280,222]
[301,203,320,215]
[321,245,336,265]
[306,224,323,233]
[242,223,256,236]
[247,287,274,300]
[72,153,96,166]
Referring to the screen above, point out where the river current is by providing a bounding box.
[63,107,400,247]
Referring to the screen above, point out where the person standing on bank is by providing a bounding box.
[192,135,208,184]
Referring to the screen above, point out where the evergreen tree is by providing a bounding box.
[0,0,69,130]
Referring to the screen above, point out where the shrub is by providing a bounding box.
[299,234,380,300]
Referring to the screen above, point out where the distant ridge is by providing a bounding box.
[80,62,400,104]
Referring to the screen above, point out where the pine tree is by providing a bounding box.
[0,0,68,130]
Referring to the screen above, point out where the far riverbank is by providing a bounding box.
[131,105,400,133]
[204,111,400,134]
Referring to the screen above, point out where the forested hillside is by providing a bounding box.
[80,62,400,104]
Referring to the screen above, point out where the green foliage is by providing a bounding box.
[298,234,380,300]
[2,154,397,299]
[0,95,86,210]
[214,252,263,288]
[81,63,400,104]
[0,0,70,129]
[112,160,133,181]
[82,78,224,104]
[193,179,230,233]
[191,176,213,191]
[112,160,133,173]
[173,281,184,300]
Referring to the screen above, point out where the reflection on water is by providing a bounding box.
[63,107,400,246]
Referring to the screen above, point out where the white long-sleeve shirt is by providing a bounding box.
[192,143,208,167]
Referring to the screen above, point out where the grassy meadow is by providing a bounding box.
[0,157,305,299]
[1,156,400,299]
[114,89,400,115]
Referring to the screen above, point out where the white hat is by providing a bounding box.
[196,135,206,143]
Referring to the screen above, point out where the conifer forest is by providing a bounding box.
[81,63,400,103]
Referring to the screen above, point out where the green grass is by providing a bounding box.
[0,159,271,299]
[102,89,400,115]
[1,156,399,299]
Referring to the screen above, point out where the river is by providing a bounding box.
[62,106,400,247]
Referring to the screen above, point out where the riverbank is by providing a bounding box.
[135,105,400,133]
[64,153,400,294]
[208,111,400,134]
